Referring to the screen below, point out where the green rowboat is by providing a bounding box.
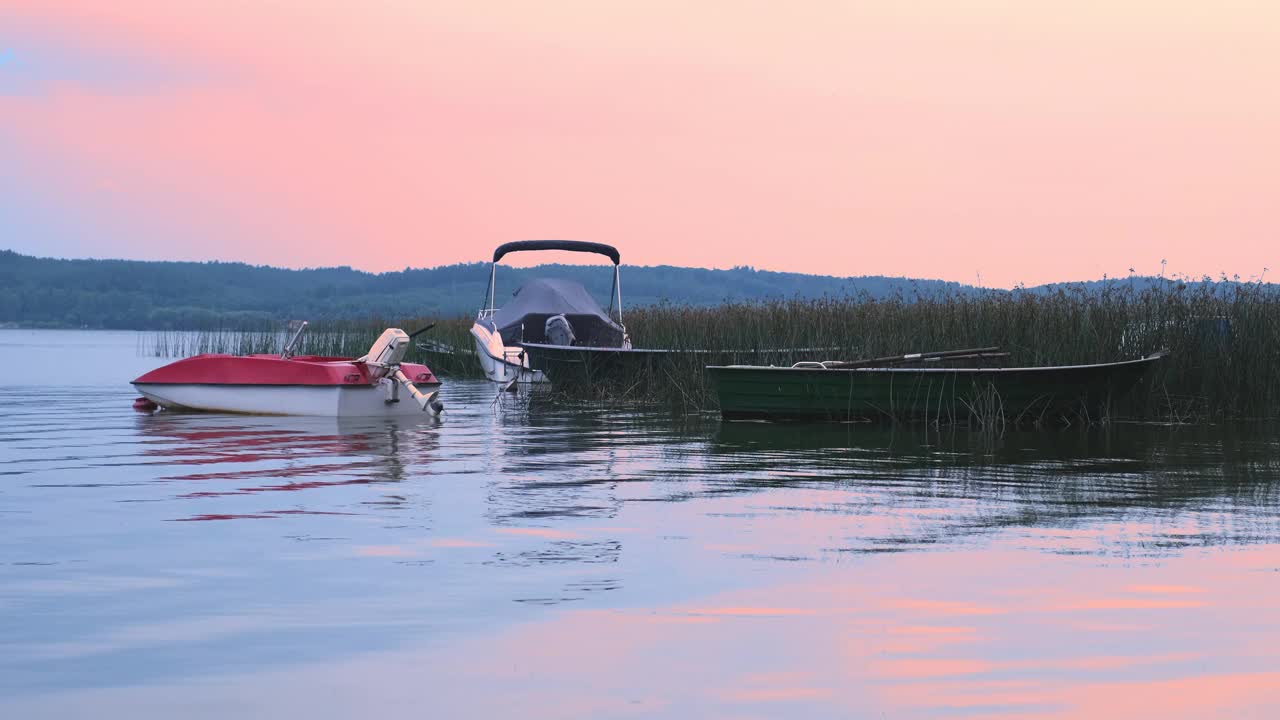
[708,352,1167,424]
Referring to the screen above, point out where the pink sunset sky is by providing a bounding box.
[1,1,1276,288]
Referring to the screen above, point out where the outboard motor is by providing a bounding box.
[358,328,444,415]
[362,328,411,380]
[545,314,576,346]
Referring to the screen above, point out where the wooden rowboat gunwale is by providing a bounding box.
[710,353,1163,374]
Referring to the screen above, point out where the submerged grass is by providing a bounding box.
[148,281,1280,422]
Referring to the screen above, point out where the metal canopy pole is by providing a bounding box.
[607,265,616,317]
[483,263,496,316]
[614,265,624,325]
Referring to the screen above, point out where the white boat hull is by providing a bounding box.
[470,323,547,384]
[133,383,441,417]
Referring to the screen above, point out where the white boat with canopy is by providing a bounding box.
[471,240,630,383]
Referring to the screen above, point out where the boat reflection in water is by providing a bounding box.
[6,372,1280,719]
[709,420,1280,553]
[133,412,442,520]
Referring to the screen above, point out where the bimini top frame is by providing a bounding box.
[479,240,625,326]
[492,240,620,265]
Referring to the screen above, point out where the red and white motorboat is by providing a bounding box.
[133,326,443,417]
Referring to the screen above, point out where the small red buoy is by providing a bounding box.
[133,397,159,413]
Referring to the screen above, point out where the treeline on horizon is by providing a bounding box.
[2,249,975,329]
[2,249,1266,330]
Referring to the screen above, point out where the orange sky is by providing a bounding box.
[1,1,1276,287]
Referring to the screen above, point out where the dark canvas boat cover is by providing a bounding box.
[488,278,625,347]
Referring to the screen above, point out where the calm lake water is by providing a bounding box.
[3,329,1280,718]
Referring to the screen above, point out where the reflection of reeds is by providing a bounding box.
[147,282,1280,421]
[959,381,1006,433]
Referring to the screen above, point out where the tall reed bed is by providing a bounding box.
[145,317,484,378]
[146,282,1280,421]
[621,282,1280,420]
[144,328,284,358]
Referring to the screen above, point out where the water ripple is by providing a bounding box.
[3,333,1280,718]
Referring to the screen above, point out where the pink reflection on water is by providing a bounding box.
[429,538,496,548]
[716,671,835,703]
[872,657,995,678]
[168,509,352,522]
[409,542,1280,717]
[1052,671,1280,719]
[353,545,414,558]
[888,598,1008,616]
[496,527,580,540]
[4,541,1280,718]
[1051,597,1208,611]
[890,625,978,635]
[1125,584,1206,594]
[685,606,818,617]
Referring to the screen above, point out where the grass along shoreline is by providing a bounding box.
[146,283,1280,423]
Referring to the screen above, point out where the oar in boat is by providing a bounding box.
[801,346,1003,370]
[909,350,1008,360]
[408,322,438,339]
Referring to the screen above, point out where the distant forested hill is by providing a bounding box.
[1,250,981,329]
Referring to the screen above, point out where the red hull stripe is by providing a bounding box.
[132,354,439,387]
